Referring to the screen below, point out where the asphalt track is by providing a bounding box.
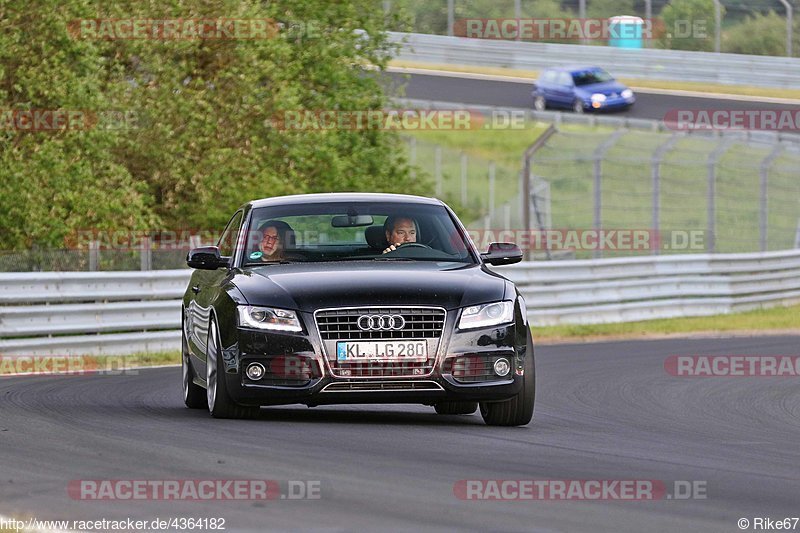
[385,72,800,120]
[1,336,799,532]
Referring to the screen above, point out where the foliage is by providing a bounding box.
[723,10,798,56]
[0,0,425,250]
[658,0,722,51]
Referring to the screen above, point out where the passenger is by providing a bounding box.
[256,220,293,262]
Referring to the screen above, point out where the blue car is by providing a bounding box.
[532,66,635,113]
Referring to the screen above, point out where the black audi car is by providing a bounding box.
[182,193,534,426]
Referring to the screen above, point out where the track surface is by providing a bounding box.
[385,72,800,120]
[1,336,799,532]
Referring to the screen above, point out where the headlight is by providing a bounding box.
[621,89,634,99]
[590,93,607,102]
[458,301,514,330]
[237,305,302,332]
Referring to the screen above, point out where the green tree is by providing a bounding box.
[659,0,721,52]
[586,0,636,20]
[0,0,426,250]
[723,10,798,56]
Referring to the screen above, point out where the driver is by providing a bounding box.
[383,215,417,254]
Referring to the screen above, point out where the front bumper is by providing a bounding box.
[223,311,527,407]
[588,95,635,111]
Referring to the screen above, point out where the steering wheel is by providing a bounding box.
[397,243,432,249]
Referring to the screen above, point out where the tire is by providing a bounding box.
[572,99,585,114]
[206,317,260,419]
[182,321,206,409]
[480,334,535,427]
[434,401,478,415]
[533,95,547,111]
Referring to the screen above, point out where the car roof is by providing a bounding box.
[247,192,443,209]
[544,65,606,74]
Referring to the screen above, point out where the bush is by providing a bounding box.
[723,10,798,56]
[0,0,426,250]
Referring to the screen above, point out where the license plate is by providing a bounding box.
[336,340,428,362]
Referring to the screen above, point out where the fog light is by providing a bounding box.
[245,362,265,381]
[493,358,511,377]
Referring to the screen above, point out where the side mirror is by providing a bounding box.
[481,242,522,266]
[187,246,229,270]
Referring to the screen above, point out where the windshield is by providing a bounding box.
[240,201,476,265]
[572,69,614,86]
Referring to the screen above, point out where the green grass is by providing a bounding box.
[532,304,800,343]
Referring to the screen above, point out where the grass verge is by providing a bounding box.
[390,60,800,101]
[532,304,800,344]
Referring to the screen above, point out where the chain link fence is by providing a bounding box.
[525,126,800,256]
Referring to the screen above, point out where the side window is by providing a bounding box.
[542,71,556,84]
[217,211,243,258]
[558,72,573,86]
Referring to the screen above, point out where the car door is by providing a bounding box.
[553,72,576,108]
[187,209,244,380]
[536,70,557,103]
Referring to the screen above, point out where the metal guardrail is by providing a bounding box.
[390,32,800,89]
[1,250,799,355]
[394,98,800,144]
[501,249,800,325]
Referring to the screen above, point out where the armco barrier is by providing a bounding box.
[1,250,799,355]
[390,32,800,90]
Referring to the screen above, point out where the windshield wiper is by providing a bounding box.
[372,257,415,261]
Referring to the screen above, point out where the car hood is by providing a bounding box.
[230,262,507,312]
[576,80,628,96]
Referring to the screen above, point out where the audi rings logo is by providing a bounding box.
[357,314,406,331]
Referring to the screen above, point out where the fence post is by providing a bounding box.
[713,0,722,53]
[488,160,496,218]
[651,133,681,255]
[503,202,511,231]
[460,151,468,206]
[707,140,731,253]
[593,130,626,258]
[140,235,152,271]
[521,125,557,260]
[795,219,800,249]
[89,240,100,272]
[760,144,783,252]
[408,137,417,179]
[434,146,442,197]
[447,0,454,37]
[779,0,793,57]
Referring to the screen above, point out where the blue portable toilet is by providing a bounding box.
[608,16,644,48]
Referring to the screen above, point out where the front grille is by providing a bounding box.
[315,307,445,340]
[321,380,443,392]
[314,307,446,378]
[444,354,512,383]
